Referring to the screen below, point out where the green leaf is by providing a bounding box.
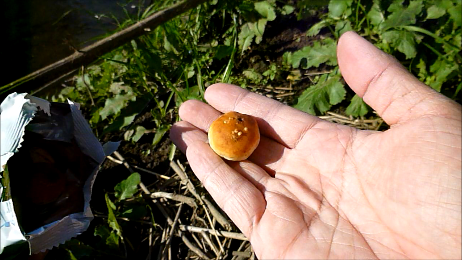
[102,95,151,135]
[254,1,276,21]
[382,30,417,59]
[282,5,295,15]
[328,0,353,19]
[346,94,369,117]
[61,239,95,259]
[306,20,327,36]
[382,0,424,29]
[243,69,263,83]
[335,20,353,37]
[426,5,446,20]
[215,45,234,60]
[367,3,385,27]
[448,3,461,28]
[99,93,136,120]
[305,38,338,69]
[105,194,122,237]
[416,58,427,82]
[94,225,119,250]
[287,38,337,69]
[131,126,146,142]
[294,73,346,115]
[153,124,170,146]
[238,22,256,54]
[253,19,267,44]
[427,57,458,92]
[114,172,141,201]
[288,46,310,68]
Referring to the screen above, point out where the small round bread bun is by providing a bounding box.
[208,111,260,161]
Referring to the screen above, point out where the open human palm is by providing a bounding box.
[170,32,461,259]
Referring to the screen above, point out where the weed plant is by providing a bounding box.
[36,0,461,258]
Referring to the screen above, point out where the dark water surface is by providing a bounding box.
[1,0,146,87]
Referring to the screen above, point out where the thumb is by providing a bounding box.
[337,31,459,125]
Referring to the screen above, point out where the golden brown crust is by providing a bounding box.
[208,111,260,161]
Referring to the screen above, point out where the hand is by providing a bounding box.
[170,31,461,259]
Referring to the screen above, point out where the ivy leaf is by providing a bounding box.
[105,194,121,237]
[382,0,424,29]
[114,172,141,201]
[426,5,446,20]
[346,94,369,117]
[294,74,346,115]
[382,30,417,59]
[100,93,136,120]
[328,0,353,19]
[254,1,276,21]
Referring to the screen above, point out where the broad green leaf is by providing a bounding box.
[243,69,263,83]
[253,19,267,44]
[102,95,151,135]
[328,0,353,19]
[153,124,170,146]
[254,1,276,21]
[94,225,119,250]
[426,5,446,20]
[238,22,255,54]
[282,5,295,15]
[335,20,353,37]
[382,0,424,29]
[427,57,458,92]
[367,3,385,27]
[288,38,337,69]
[131,126,146,142]
[382,30,417,59]
[306,20,327,36]
[346,94,369,117]
[105,194,121,237]
[109,82,133,95]
[289,46,310,68]
[448,3,461,28]
[305,38,337,69]
[294,74,345,115]
[215,45,234,60]
[114,172,141,201]
[99,93,136,120]
[327,79,346,105]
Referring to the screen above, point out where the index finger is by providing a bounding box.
[204,83,326,148]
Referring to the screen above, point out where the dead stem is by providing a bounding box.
[179,225,247,241]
